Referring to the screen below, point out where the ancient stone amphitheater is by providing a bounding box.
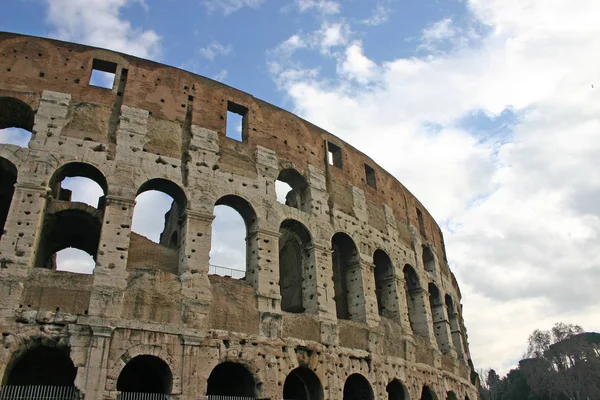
[0,32,478,400]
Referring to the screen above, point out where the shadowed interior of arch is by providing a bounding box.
[374,249,397,320]
[421,386,437,400]
[331,232,360,320]
[0,158,17,240]
[4,345,76,386]
[343,374,374,400]
[116,355,173,394]
[283,367,324,400]
[279,219,312,313]
[386,379,408,400]
[403,264,421,333]
[207,362,255,397]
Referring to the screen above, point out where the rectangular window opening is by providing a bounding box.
[89,59,117,89]
[365,164,376,189]
[327,141,343,168]
[226,101,248,142]
[417,208,427,238]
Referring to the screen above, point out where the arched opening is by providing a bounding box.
[207,362,256,398]
[49,162,108,208]
[283,367,324,400]
[373,249,398,320]
[130,179,187,274]
[42,163,108,273]
[446,391,458,400]
[331,232,360,320]
[0,97,34,148]
[422,245,435,273]
[403,264,421,333]
[117,355,172,394]
[386,379,408,400]
[420,386,437,400]
[0,158,17,240]
[35,208,102,273]
[279,219,313,313]
[343,374,374,400]
[4,345,76,386]
[210,195,257,279]
[275,168,310,212]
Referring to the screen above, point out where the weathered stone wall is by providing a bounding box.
[0,32,477,400]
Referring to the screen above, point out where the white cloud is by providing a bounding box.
[269,0,600,375]
[43,0,160,59]
[294,0,340,15]
[212,69,228,82]
[199,41,233,61]
[202,0,264,15]
[362,0,392,26]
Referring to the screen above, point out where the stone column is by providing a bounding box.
[0,182,48,312]
[407,287,436,345]
[360,260,381,328]
[311,240,337,319]
[180,335,218,400]
[179,210,213,331]
[395,277,414,334]
[78,326,114,400]
[449,311,466,361]
[88,195,134,318]
[430,298,455,356]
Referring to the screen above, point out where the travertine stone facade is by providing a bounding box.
[0,32,478,400]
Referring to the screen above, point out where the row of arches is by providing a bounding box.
[0,158,465,351]
[2,344,468,400]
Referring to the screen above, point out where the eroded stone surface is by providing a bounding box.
[0,32,477,400]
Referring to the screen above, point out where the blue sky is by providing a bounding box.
[3,0,600,377]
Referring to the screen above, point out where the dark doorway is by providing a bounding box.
[421,386,436,400]
[4,345,76,386]
[283,367,323,400]
[343,374,374,400]
[117,355,172,394]
[279,220,312,313]
[331,232,360,320]
[207,362,255,397]
[0,158,17,240]
[386,379,407,400]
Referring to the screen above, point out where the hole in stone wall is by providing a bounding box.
[207,362,256,397]
[89,59,117,89]
[403,264,420,333]
[422,245,435,273]
[117,355,172,394]
[421,386,437,400]
[226,101,248,142]
[275,180,293,205]
[364,164,376,189]
[331,232,360,321]
[54,247,96,274]
[132,190,177,244]
[5,345,76,386]
[386,379,408,400]
[283,367,324,400]
[327,141,342,168]
[343,374,374,400]
[0,97,35,148]
[210,195,256,280]
[210,204,247,279]
[416,208,426,238]
[279,219,312,313]
[0,158,17,240]
[373,249,395,319]
[59,177,104,208]
[275,168,310,211]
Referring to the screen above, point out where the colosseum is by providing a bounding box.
[0,32,478,400]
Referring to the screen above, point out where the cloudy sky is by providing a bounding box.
[2,0,600,376]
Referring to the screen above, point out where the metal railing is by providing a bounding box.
[207,396,255,400]
[0,386,80,400]
[209,264,246,279]
[117,393,170,400]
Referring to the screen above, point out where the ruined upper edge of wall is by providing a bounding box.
[0,31,450,271]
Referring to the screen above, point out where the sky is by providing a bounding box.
[2,0,600,377]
